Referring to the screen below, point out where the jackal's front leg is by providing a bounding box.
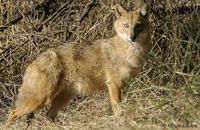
[106,80,122,115]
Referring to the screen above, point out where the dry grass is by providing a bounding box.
[0,0,200,129]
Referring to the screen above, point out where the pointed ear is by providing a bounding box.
[113,4,127,18]
[137,4,148,16]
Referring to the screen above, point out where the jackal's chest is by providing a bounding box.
[109,51,145,80]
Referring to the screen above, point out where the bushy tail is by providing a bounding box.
[7,49,63,124]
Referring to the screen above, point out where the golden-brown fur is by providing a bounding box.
[7,4,152,124]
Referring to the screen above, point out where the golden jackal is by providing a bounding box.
[7,4,152,123]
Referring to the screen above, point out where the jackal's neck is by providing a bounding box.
[111,36,128,48]
[110,35,142,52]
[110,33,152,56]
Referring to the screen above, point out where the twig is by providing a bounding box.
[78,0,97,23]
[36,0,73,32]
[17,7,37,31]
[0,0,55,32]
[57,0,97,40]
[151,4,200,16]
[0,39,29,63]
[0,52,27,72]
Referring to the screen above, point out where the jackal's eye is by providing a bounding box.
[124,23,129,28]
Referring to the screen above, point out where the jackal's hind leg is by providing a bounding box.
[46,89,72,121]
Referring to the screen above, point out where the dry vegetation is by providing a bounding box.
[0,0,200,129]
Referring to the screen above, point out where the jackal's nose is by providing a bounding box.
[130,34,137,42]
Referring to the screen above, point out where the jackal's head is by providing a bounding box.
[113,4,150,43]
